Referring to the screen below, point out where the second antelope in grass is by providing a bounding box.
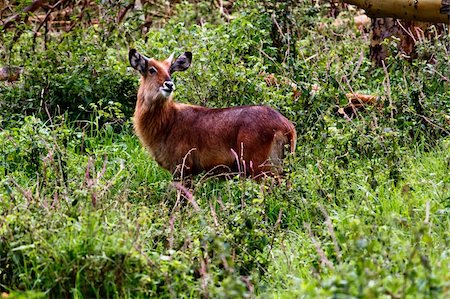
[129,49,296,179]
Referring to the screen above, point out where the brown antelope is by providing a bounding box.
[129,49,296,179]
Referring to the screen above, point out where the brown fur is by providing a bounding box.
[130,49,296,179]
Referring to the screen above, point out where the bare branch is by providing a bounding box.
[2,0,46,30]
[304,222,334,269]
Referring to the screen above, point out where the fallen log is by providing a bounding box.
[337,93,379,119]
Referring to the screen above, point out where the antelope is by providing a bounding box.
[129,49,296,179]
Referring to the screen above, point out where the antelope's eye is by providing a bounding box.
[149,67,157,74]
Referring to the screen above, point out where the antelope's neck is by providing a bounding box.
[133,96,175,151]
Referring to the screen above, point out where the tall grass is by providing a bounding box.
[1,114,449,298]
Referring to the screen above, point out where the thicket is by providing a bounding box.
[1,0,449,298]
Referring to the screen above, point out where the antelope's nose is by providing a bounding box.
[163,81,175,91]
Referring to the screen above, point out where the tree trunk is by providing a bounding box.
[370,18,446,66]
[343,0,449,24]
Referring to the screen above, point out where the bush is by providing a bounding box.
[0,117,278,297]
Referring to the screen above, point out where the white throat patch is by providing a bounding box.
[160,87,172,98]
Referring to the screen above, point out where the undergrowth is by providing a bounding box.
[1,0,449,298]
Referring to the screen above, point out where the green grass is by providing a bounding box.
[265,144,450,298]
[1,116,449,298]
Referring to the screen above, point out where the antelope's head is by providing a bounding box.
[129,49,192,104]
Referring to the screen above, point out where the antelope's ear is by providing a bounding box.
[129,49,148,75]
[169,52,192,74]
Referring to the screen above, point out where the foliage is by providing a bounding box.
[1,115,449,298]
[0,29,137,124]
[0,0,449,298]
[0,116,273,297]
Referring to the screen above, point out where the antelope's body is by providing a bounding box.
[130,49,296,178]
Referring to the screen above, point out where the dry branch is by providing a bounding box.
[117,1,135,23]
[35,0,66,31]
[304,222,334,269]
[1,0,46,29]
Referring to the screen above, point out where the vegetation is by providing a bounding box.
[1,0,449,298]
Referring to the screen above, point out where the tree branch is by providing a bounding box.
[1,0,46,30]
[342,0,449,24]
